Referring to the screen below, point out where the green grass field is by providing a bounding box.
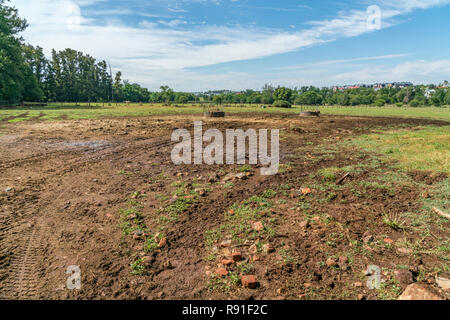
[1,103,449,122]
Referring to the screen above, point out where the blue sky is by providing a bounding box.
[13,0,450,91]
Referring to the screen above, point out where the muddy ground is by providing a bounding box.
[0,113,448,300]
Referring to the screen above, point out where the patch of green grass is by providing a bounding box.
[350,126,450,174]
[318,167,340,181]
[130,258,146,275]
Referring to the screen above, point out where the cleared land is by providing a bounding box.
[0,108,449,300]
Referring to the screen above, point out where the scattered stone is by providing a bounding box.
[220,239,232,247]
[228,209,235,216]
[262,244,274,254]
[299,220,310,229]
[241,275,257,289]
[354,282,363,288]
[394,269,414,289]
[235,172,248,180]
[398,283,444,300]
[141,256,153,265]
[221,259,234,266]
[158,237,167,248]
[248,244,258,254]
[5,187,13,193]
[231,252,242,262]
[363,235,374,244]
[252,221,264,231]
[195,188,206,196]
[216,268,228,277]
[223,173,235,182]
[326,258,338,267]
[435,275,450,290]
[357,294,365,300]
[338,256,348,270]
[252,255,260,261]
[397,247,413,255]
[157,291,165,298]
[303,283,312,288]
[383,238,394,244]
[301,188,312,195]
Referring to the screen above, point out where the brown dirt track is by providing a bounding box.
[0,113,448,300]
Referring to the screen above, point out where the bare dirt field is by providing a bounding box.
[0,113,449,300]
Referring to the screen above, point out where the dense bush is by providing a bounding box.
[374,99,385,107]
[272,100,292,108]
[410,100,420,107]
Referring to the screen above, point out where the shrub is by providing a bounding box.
[395,102,403,107]
[374,99,385,107]
[410,100,420,107]
[272,100,292,108]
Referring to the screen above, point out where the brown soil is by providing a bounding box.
[0,113,448,300]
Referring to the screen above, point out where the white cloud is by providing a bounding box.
[12,0,450,90]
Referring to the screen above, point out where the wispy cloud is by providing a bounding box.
[13,0,450,90]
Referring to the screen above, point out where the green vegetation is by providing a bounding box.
[1,104,449,124]
[350,126,450,174]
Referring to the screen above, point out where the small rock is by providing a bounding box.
[231,252,242,262]
[383,238,393,244]
[397,247,413,255]
[221,259,234,266]
[299,220,310,229]
[262,244,274,254]
[338,256,348,264]
[248,244,258,254]
[354,282,363,287]
[235,172,248,180]
[5,187,13,193]
[394,269,414,289]
[398,283,444,300]
[435,275,450,290]
[241,275,257,289]
[357,294,365,300]
[326,258,338,267]
[363,235,374,244]
[223,173,235,182]
[303,283,312,288]
[252,221,264,231]
[158,237,167,248]
[216,268,228,277]
[141,256,153,265]
[220,239,232,247]
[252,255,260,261]
[301,188,312,195]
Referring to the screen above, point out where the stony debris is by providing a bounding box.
[158,237,167,248]
[262,244,274,254]
[215,268,228,277]
[299,220,310,229]
[241,275,257,289]
[220,239,232,247]
[435,275,450,290]
[252,221,264,231]
[248,244,258,254]
[397,247,413,255]
[231,252,242,262]
[5,187,13,193]
[398,283,444,300]
[221,259,234,266]
[394,269,414,289]
[301,188,312,195]
[383,238,393,244]
[326,258,338,267]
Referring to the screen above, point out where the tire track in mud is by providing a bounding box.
[0,137,175,299]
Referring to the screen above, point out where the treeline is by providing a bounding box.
[202,84,450,107]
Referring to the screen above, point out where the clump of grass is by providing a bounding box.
[383,213,406,231]
[130,258,146,275]
[318,167,340,181]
